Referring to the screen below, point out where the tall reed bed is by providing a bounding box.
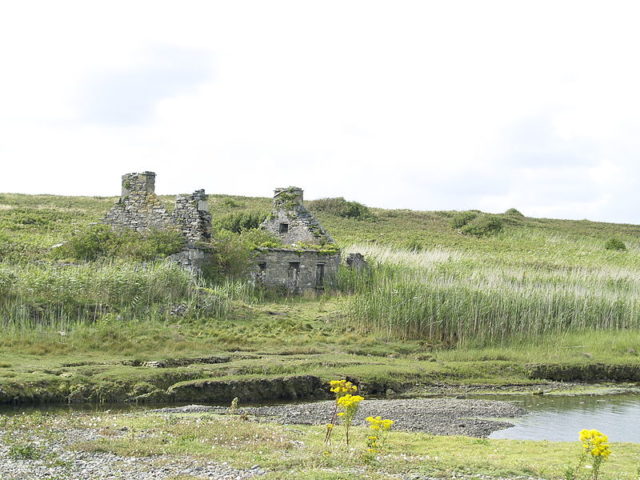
[341,244,640,345]
[0,262,260,330]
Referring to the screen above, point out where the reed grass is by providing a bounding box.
[0,261,264,331]
[342,244,640,345]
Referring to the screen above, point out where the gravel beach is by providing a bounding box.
[0,424,262,480]
[0,397,529,480]
[248,398,526,437]
[157,397,526,438]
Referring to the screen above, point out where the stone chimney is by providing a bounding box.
[121,171,156,198]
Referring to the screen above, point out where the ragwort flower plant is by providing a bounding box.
[324,379,394,455]
[365,416,394,458]
[337,393,364,445]
[566,429,611,480]
[324,379,363,446]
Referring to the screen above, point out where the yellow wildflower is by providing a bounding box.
[336,394,364,408]
[329,380,358,395]
[580,429,611,458]
[366,415,395,431]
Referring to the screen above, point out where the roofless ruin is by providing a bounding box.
[103,172,342,293]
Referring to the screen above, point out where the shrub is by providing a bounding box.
[450,211,479,229]
[219,198,243,208]
[504,208,524,217]
[216,211,268,233]
[53,225,185,261]
[309,197,373,220]
[54,224,114,260]
[202,230,254,282]
[605,238,627,251]
[0,208,67,229]
[460,214,503,237]
[112,229,185,260]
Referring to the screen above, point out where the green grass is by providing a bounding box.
[2,409,632,480]
[340,244,640,344]
[2,193,640,404]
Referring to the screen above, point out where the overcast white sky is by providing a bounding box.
[1,1,640,223]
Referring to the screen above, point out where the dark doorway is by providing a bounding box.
[288,262,300,291]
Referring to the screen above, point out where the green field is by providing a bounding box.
[1,192,640,405]
[2,192,640,479]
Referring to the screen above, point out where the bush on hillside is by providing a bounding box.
[54,224,113,260]
[605,238,627,251]
[0,208,71,230]
[52,225,185,261]
[112,229,186,260]
[500,208,526,227]
[215,210,268,233]
[504,208,524,217]
[460,214,504,237]
[450,211,478,229]
[219,197,244,208]
[308,197,373,220]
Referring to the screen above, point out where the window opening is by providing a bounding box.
[315,263,325,289]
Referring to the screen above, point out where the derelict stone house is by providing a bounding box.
[104,171,212,245]
[103,172,213,272]
[103,173,341,293]
[252,187,341,294]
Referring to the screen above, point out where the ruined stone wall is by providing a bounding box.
[104,172,212,244]
[346,253,368,271]
[101,174,353,290]
[104,172,174,232]
[166,247,212,275]
[261,187,334,245]
[172,189,212,245]
[251,248,340,293]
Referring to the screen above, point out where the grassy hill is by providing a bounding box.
[1,192,640,405]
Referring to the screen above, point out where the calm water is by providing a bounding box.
[485,393,640,442]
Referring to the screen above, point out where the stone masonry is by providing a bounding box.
[104,172,211,246]
[252,248,340,294]
[261,187,334,245]
[103,174,354,293]
[104,172,213,274]
[253,187,340,293]
[104,172,173,232]
[173,189,212,245]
